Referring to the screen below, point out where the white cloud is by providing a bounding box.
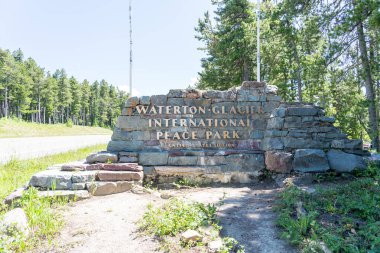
[118,85,141,97]
[189,77,199,87]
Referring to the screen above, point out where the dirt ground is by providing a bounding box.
[36,182,297,253]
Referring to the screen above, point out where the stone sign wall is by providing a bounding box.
[107,81,369,185]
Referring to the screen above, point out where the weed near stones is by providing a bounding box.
[138,198,245,253]
[275,164,380,252]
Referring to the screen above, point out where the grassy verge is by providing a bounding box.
[0,144,107,252]
[0,118,112,138]
[275,164,380,252]
[138,198,245,253]
[0,143,107,200]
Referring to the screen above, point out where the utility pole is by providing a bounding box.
[129,0,133,96]
[257,0,260,82]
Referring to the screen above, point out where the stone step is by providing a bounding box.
[97,171,143,182]
[86,181,137,196]
[146,166,260,184]
[61,162,143,172]
[38,190,90,201]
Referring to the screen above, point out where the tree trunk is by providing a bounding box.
[357,18,379,151]
[242,59,250,81]
[4,85,8,118]
[290,39,303,102]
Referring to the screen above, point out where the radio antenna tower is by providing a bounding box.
[129,0,133,96]
[257,0,260,81]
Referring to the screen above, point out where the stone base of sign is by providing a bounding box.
[26,161,143,198]
[102,81,371,183]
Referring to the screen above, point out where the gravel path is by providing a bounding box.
[37,184,297,253]
[0,135,110,163]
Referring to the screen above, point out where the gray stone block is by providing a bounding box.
[119,156,138,163]
[151,95,167,106]
[71,183,86,190]
[168,89,187,98]
[168,156,198,166]
[265,85,278,94]
[265,151,293,173]
[107,140,144,152]
[287,107,318,116]
[197,156,226,166]
[327,150,366,172]
[167,98,185,106]
[72,171,97,183]
[139,152,169,165]
[331,139,362,149]
[320,116,335,123]
[293,149,330,173]
[116,116,150,130]
[261,138,284,150]
[225,154,265,171]
[125,96,139,107]
[86,152,118,164]
[267,118,284,129]
[139,96,151,105]
[111,128,150,141]
[265,130,288,137]
[270,107,286,118]
[29,170,73,190]
[250,130,265,139]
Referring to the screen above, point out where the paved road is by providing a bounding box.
[0,135,111,163]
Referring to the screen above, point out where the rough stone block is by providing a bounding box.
[167,98,185,106]
[197,156,226,166]
[250,130,265,139]
[270,107,286,118]
[72,171,97,183]
[71,183,86,190]
[86,181,133,196]
[241,81,266,89]
[320,116,335,123]
[287,107,318,116]
[29,170,73,190]
[107,140,144,152]
[265,151,293,173]
[264,130,288,137]
[97,171,143,181]
[331,139,362,150]
[150,95,167,106]
[168,156,198,166]
[3,187,25,206]
[167,89,187,98]
[139,152,168,165]
[111,128,151,141]
[86,152,118,164]
[119,156,138,163]
[61,161,88,171]
[139,96,151,105]
[102,163,143,172]
[327,150,366,172]
[267,118,284,129]
[265,85,278,94]
[125,96,139,107]
[116,116,150,130]
[225,154,265,171]
[293,149,330,173]
[261,138,284,150]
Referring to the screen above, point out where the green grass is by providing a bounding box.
[0,118,112,138]
[0,144,107,252]
[275,164,380,253]
[0,144,107,200]
[138,198,245,253]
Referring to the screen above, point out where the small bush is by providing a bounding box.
[65,119,73,128]
[139,198,217,237]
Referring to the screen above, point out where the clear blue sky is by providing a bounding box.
[0,0,214,96]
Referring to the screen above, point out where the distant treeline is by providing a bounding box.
[0,48,128,127]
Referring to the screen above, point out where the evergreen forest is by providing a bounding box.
[195,0,380,151]
[0,48,127,128]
